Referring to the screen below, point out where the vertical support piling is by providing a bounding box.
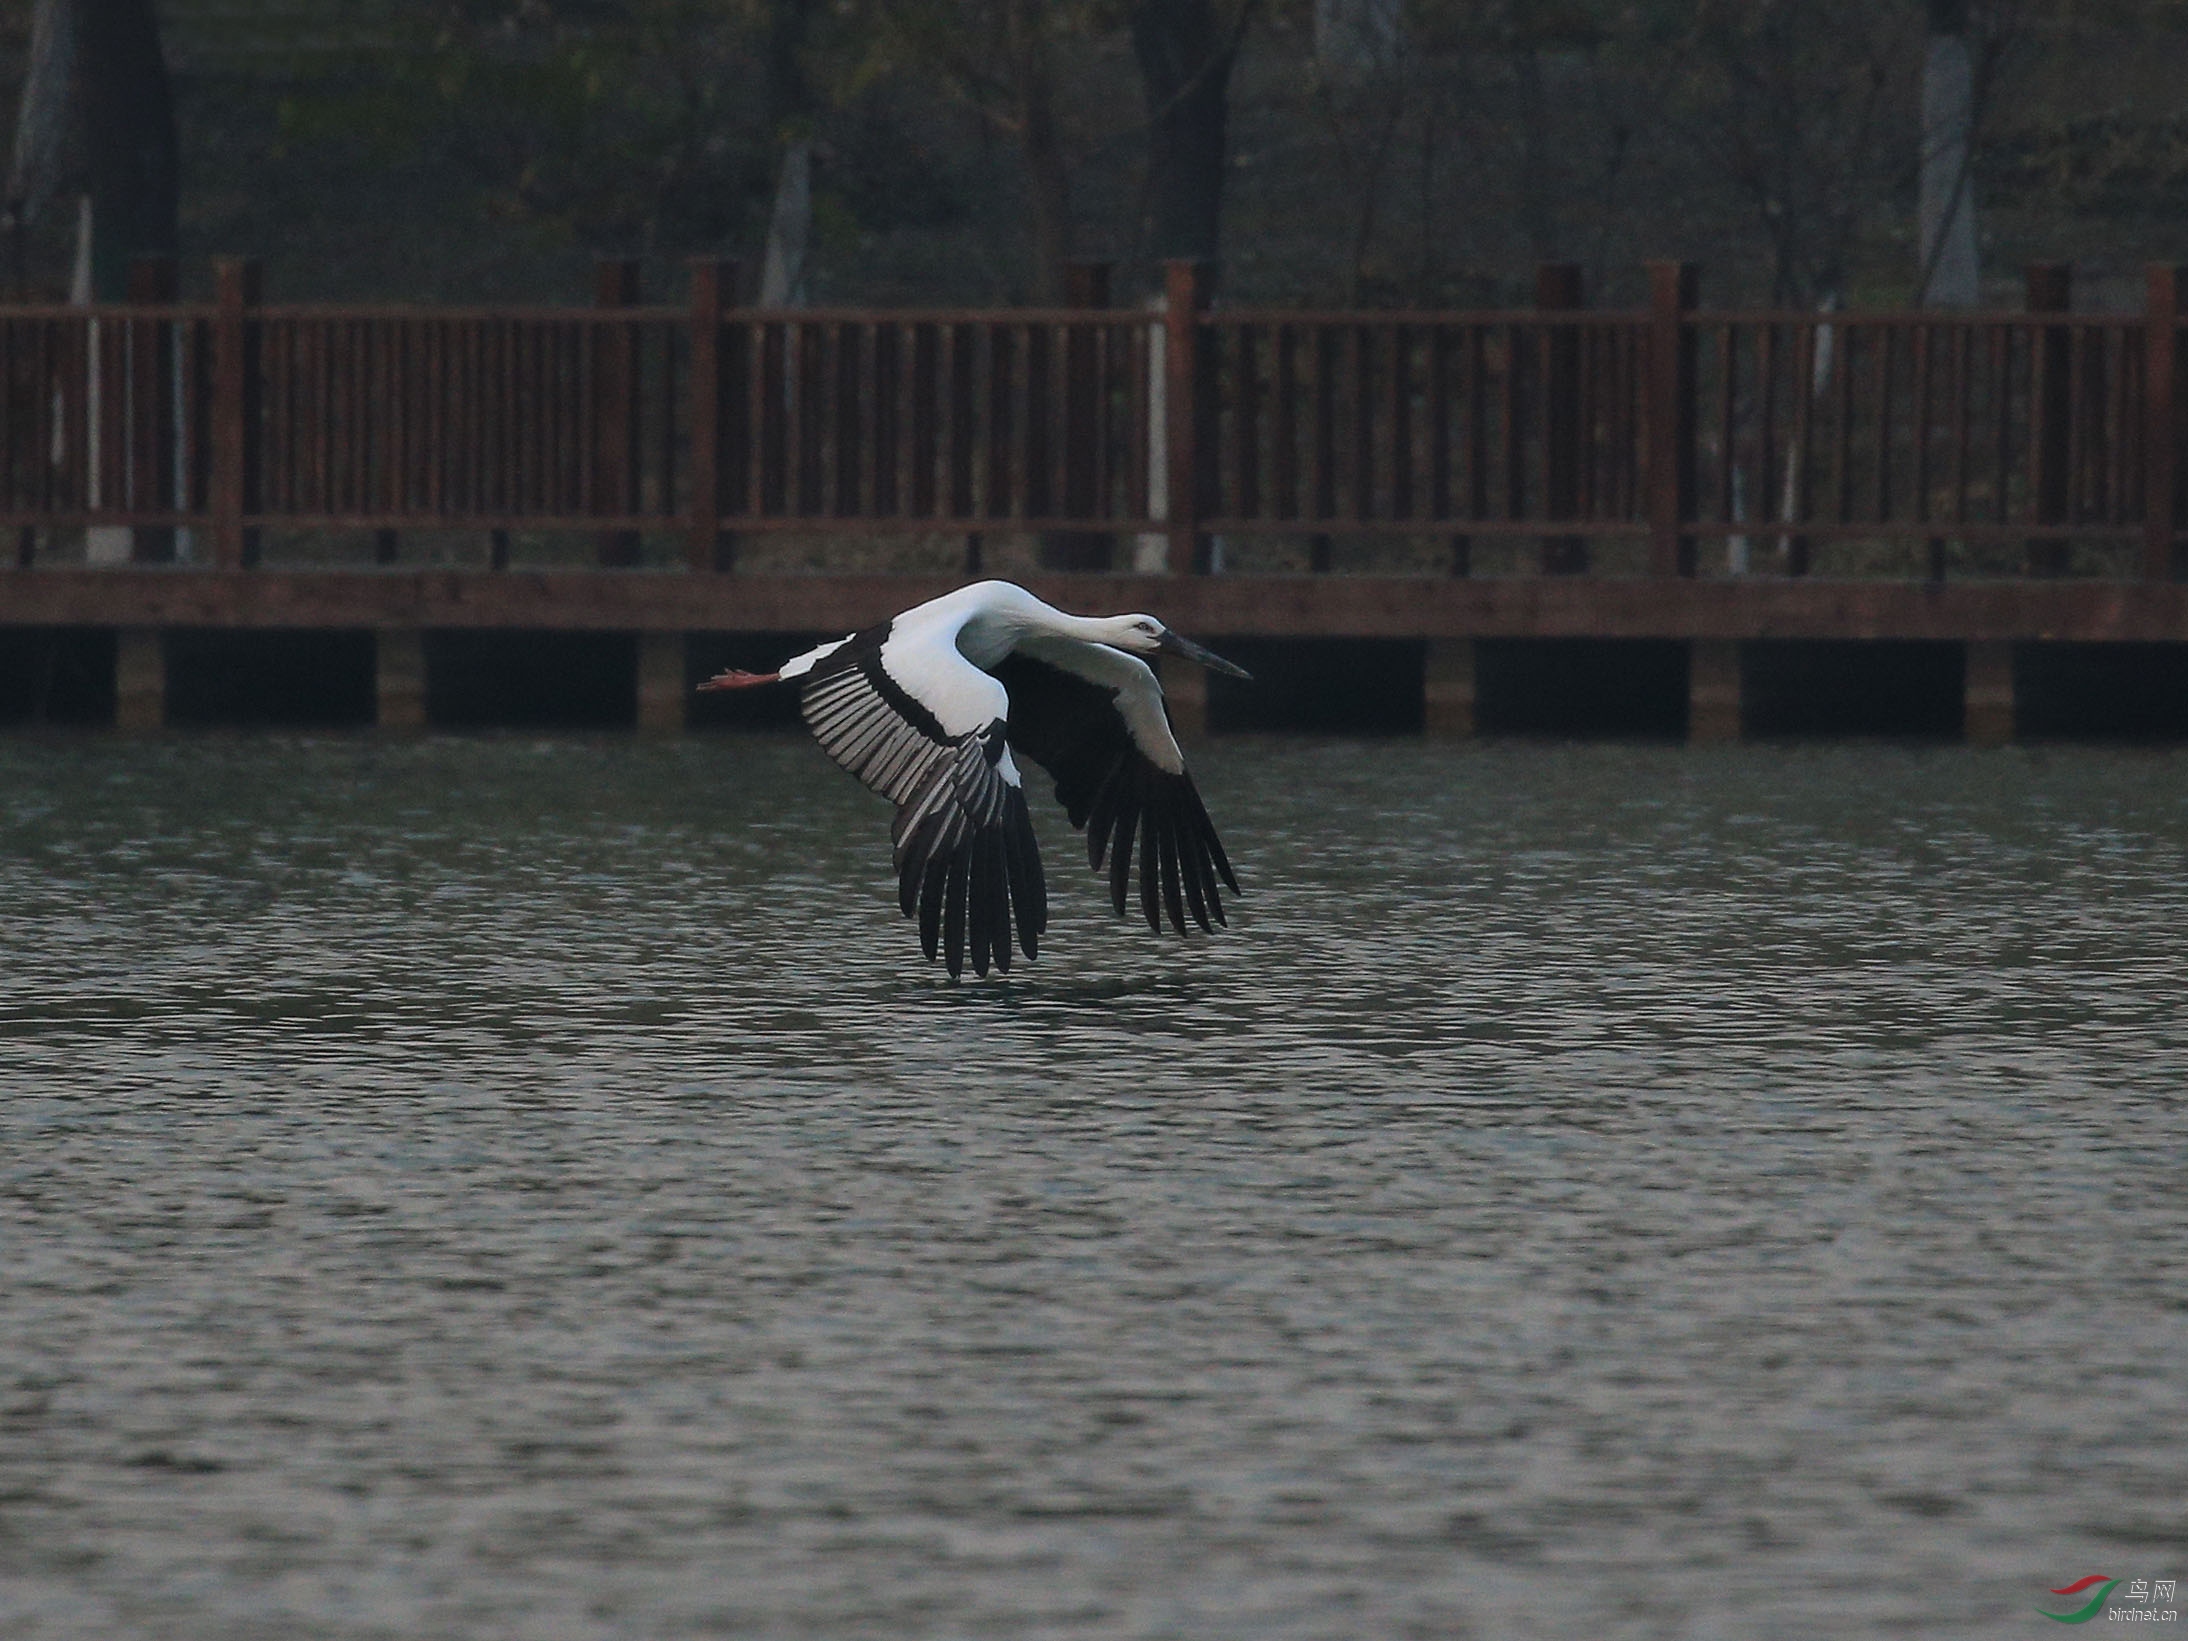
[1163,260,1208,575]
[1647,261,1699,578]
[1163,656,1210,741]
[210,258,262,570]
[1688,639,1741,743]
[1422,639,1476,736]
[2027,263,2072,577]
[1965,640,2015,744]
[1538,264,1586,575]
[376,629,427,730]
[637,632,685,733]
[594,258,643,567]
[114,628,163,731]
[2144,263,2182,583]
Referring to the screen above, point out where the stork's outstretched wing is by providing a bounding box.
[992,644,1239,936]
[797,627,1046,978]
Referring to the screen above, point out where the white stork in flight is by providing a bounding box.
[699,580,1252,979]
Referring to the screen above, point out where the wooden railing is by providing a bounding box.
[3,257,2182,582]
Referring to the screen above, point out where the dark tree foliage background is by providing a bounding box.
[3,0,2187,306]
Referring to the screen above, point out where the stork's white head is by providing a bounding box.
[1094,614,1253,679]
[1095,614,1168,655]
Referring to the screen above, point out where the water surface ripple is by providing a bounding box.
[2,736,2184,1639]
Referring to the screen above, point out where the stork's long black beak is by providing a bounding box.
[1157,629,1253,681]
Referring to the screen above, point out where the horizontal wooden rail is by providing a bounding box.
[1,258,2182,584]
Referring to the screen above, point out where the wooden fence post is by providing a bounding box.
[2145,263,2182,584]
[686,258,738,572]
[210,258,262,570]
[1538,263,1585,575]
[1646,261,1699,578]
[127,255,178,564]
[1163,260,1207,575]
[2027,262,2071,577]
[1045,259,1113,570]
[594,258,642,567]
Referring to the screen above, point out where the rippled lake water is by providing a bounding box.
[2,733,2185,1639]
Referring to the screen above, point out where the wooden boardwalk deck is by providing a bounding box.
[7,566,2188,644]
[9,257,2188,738]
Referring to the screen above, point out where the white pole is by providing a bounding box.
[74,194,131,565]
[1727,463,1749,575]
[1778,291,1838,563]
[1135,294,1168,572]
[173,334,191,562]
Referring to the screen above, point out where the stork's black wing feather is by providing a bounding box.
[990,654,1238,935]
[885,721,1045,977]
[798,631,1044,978]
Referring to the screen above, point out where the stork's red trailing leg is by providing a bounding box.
[696,669,781,691]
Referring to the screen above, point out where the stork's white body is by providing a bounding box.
[779,581,1188,775]
[713,580,1243,978]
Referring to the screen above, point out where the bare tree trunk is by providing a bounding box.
[5,0,77,239]
[1918,0,1978,306]
[1336,92,1402,305]
[1008,0,1072,301]
[1132,0,1247,285]
[1312,6,1409,306]
[1514,46,1557,265]
[78,0,176,300]
[758,0,815,306]
[67,192,89,302]
[764,0,815,138]
[758,141,810,304]
[1315,0,1399,80]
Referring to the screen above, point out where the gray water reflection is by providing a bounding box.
[2,736,2185,1639]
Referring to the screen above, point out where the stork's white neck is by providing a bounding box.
[948,584,1144,668]
[1046,611,1139,645]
